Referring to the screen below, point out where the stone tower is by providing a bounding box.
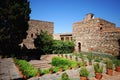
[73,13,120,56]
[22,20,54,49]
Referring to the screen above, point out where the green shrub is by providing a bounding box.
[87,52,93,62]
[94,63,103,73]
[113,59,120,67]
[14,59,37,77]
[53,67,59,73]
[60,72,70,80]
[49,67,54,72]
[52,57,78,68]
[42,69,49,74]
[38,68,42,73]
[106,60,113,69]
[77,62,84,67]
[79,67,89,78]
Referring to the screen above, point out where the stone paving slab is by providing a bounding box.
[29,66,120,80]
[0,58,22,80]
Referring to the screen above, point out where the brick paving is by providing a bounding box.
[0,58,22,80]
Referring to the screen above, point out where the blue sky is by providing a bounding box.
[29,0,120,34]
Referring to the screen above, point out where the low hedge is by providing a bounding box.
[14,59,37,78]
[52,57,83,68]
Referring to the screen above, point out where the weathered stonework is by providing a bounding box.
[73,13,120,56]
[22,20,54,49]
[53,33,72,41]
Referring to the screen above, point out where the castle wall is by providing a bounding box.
[22,20,54,49]
[73,14,120,56]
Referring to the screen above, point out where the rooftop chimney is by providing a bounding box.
[84,13,94,22]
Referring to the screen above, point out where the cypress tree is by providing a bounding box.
[0,0,31,57]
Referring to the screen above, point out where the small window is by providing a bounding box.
[100,27,102,31]
[61,37,64,41]
[31,33,33,38]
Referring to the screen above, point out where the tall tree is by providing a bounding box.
[0,0,31,56]
[34,31,54,54]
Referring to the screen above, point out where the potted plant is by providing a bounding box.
[65,54,67,59]
[82,60,87,66]
[106,60,113,75]
[75,56,78,61]
[60,72,70,80]
[49,67,54,74]
[87,52,93,65]
[114,59,120,72]
[79,67,89,80]
[59,66,63,72]
[70,55,72,60]
[94,63,103,80]
[76,62,83,68]
[22,71,27,80]
[76,62,80,68]
[68,64,72,70]
[37,68,42,77]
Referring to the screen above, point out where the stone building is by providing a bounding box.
[22,20,54,49]
[53,33,72,41]
[73,13,120,56]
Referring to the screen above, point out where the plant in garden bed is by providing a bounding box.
[37,68,42,77]
[61,54,63,57]
[87,52,93,65]
[106,60,113,75]
[42,69,49,74]
[14,59,38,78]
[49,67,54,74]
[53,67,59,73]
[79,67,89,80]
[76,62,83,68]
[68,64,72,70]
[75,56,78,61]
[70,55,72,60]
[82,60,87,66]
[60,72,70,80]
[65,54,67,59]
[94,63,103,80]
[59,65,64,72]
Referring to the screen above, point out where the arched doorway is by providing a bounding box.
[118,39,120,59]
[78,42,81,52]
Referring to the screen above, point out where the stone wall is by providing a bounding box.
[53,33,72,41]
[22,20,54,49]
[73,13,120,56]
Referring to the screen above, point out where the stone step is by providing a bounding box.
[32,63,51,69]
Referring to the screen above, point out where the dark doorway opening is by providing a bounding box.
[117,39,120,59]
[78,42,81,52]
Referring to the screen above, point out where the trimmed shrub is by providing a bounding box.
[14,59,37,78]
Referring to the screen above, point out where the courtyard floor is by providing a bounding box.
[0,56,120,80]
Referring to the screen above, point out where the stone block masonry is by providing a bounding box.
[73,13,120,56]
[22,20,54,49]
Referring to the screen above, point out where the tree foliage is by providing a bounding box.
[0,0,31,56]
[34,31,54,54]
[53,40,74,54]
[34,31,74,55]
